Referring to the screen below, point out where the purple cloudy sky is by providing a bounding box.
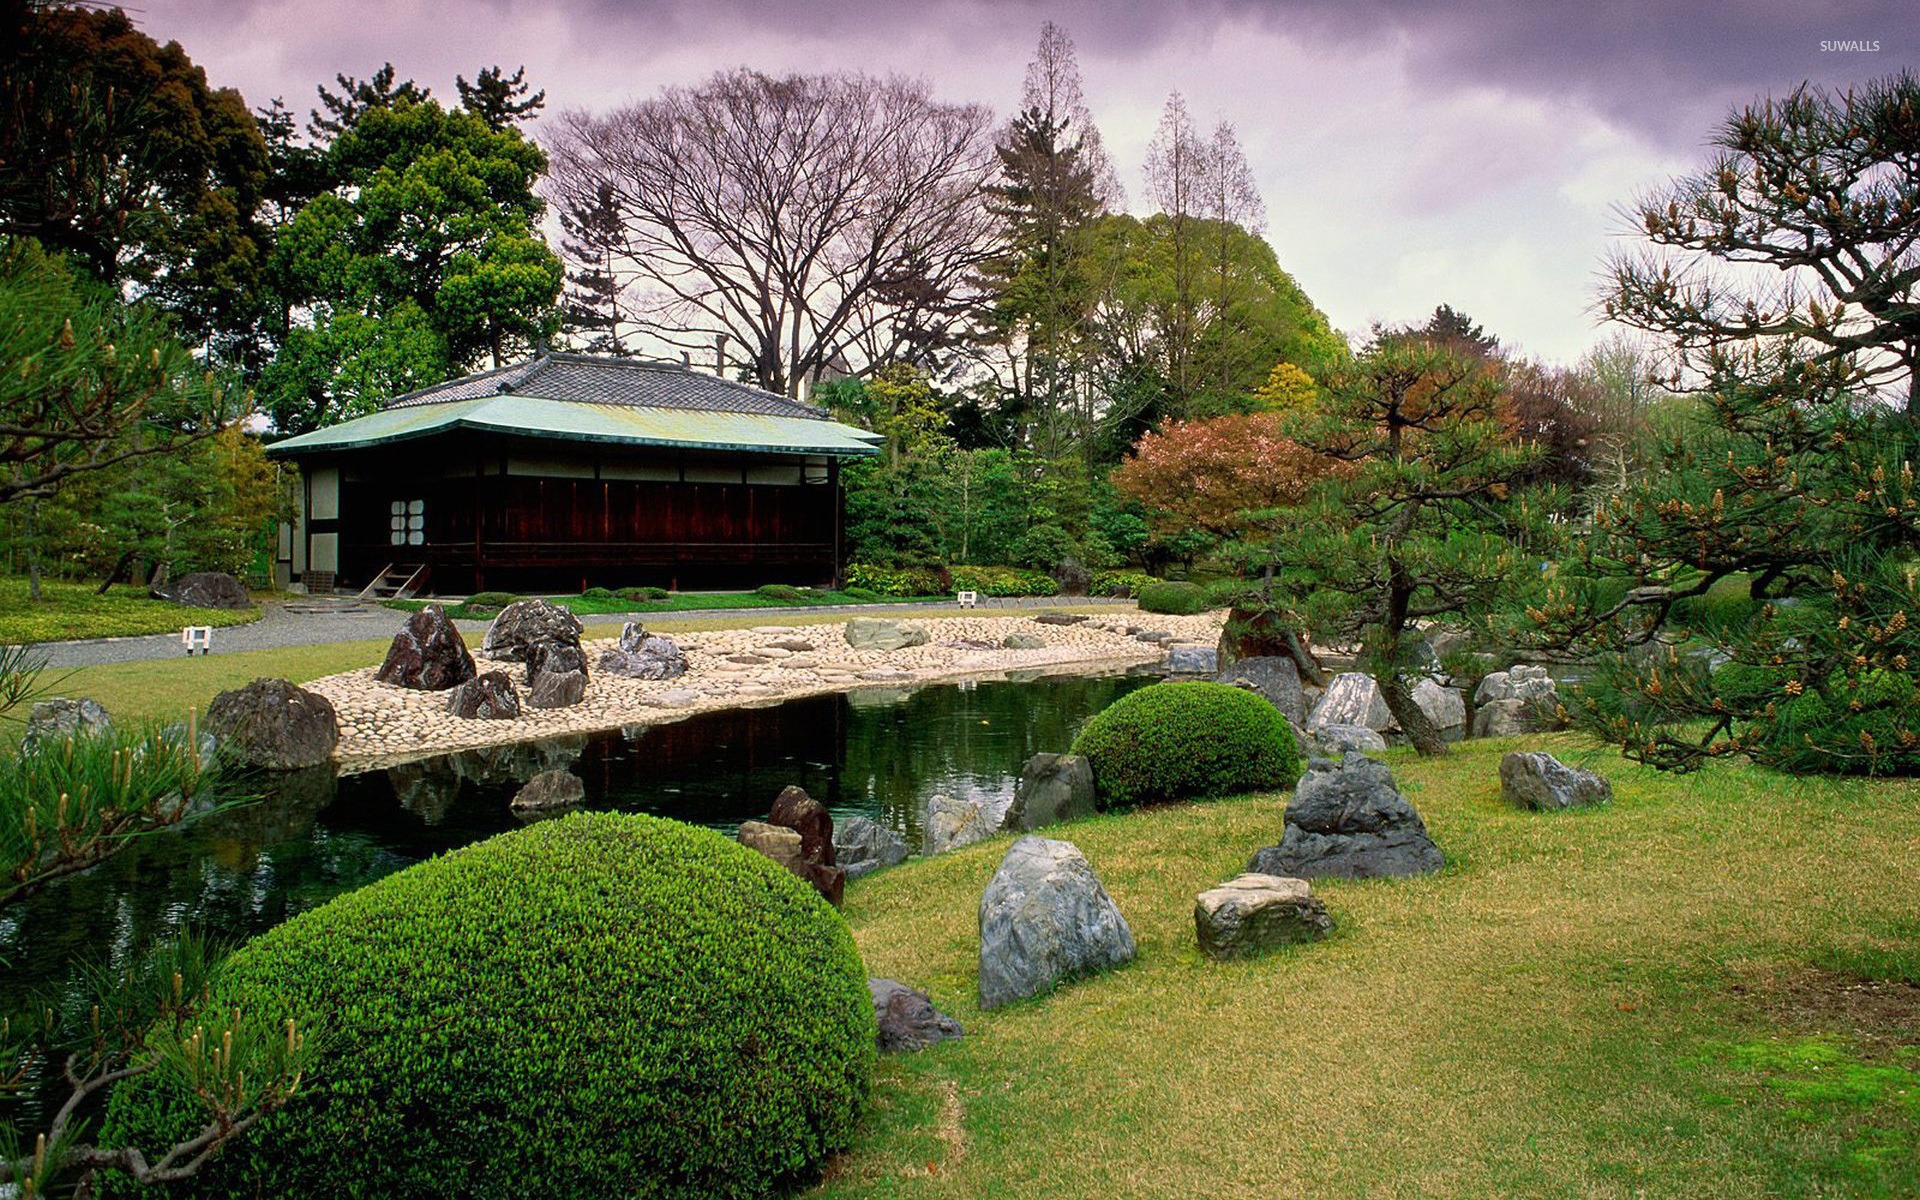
[139,0,1910,363]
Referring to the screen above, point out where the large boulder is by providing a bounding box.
[22,697,112,753]
[1499,751,1613,811]
[527,668,586,709]
[768,785,835,866]
[924,793,999,855]
[1218,656,1306,725]
[844,618,930,652]
[835,817,910,879]
[447,670,521,720]
[482,598,584,663]
[1167,645,1219,674]
[1411,677,1466,741]
[204,678,339,770]
[1471,699,1533,738]
[1306,672,1392,732]
[869,979,964,1053]
[1194,873,1334,960]
[598,634,687,681]
[1248,752,1445,880]
[511,769,585,813]
[978,836,1136,1010]
[376,605,476,691]
[525,641,589,683]
[152,570,249,609]
[1003,753,1097,832]
[1474,664,1559,706]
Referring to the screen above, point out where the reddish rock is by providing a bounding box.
[768,785,835,866]
[376,605,476,691]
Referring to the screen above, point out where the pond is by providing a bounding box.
[0,667,1162,1006]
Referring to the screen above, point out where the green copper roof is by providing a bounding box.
[265,393,882,459]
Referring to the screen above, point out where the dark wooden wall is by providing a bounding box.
[308,433,848,593]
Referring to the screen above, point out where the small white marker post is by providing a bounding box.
[956,590,978,609]
[181,626,213,656]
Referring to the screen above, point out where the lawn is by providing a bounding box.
[827,736,1920,1199]
[0,577,263,644]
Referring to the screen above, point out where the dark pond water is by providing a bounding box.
[0,667,1161,1006]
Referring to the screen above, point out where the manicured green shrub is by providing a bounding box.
[756,583,807,602]
[618,585,671,602]
[843,586,881,600]
[581,585,616,600]
[843,563,947,597]
[1070,682,1302,808]
[102,813,875,1199]
[1090,570,1158,598]
[949,565,1058,597]
[1137,580,1208,615]
[463,591,520,609]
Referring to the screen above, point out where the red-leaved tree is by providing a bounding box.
[1111,412,1344,540]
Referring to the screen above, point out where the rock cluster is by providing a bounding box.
[376,605,476,690]
[598,622,688,681]
[1472,665,1564,737]
[483,599,588,710]
[1499,751,1612,810]
[738,785,845,904]
[1003,752,1096,832]
[1194,873,1333,960]
[1249,752,1445,880]
[978,836,1134,1009]
[204,678,339,770]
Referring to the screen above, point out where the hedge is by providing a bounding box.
[949,565,1059,597]
[1070,681,1302,808]
[102,813,875,1199]
[1137,580,1208,615]
[842,563,948,597]
[1091,570,1159,598]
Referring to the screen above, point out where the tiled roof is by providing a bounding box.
[385,352,830,420]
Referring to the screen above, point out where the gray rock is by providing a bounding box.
[203,678,339,770]
[1474,664,1559,706]
[1218,656,1305,724]
[978,836,1136,1009]
[482,598,585,663]
[1033,612,1089,626]
[598,635,687,681]
[1499,751,1613,811]
[925,793,999,855]
[1307,672,1392,732]
[376,605,476,691]
[1306,723,1387,756]
[1001,633,1045,650]
[870,979,964,1052]
[1004,753,1097,831]
[1248,752,1445,880]
[22,697,112,752]
[1195,873,1334,960]
[1167,645,1219,674]
[616,620,650,654]
[1411,677,1466,739]
[524,641,589,684]
[527,668,586,709]
[768,638,816,653]
[845,618,930,652]
[151,571,250,609]
[835,816,910,879]
[511,769,585,812]
[1135,630,1174,644]
[447,670,521,720]
[1471,698,1533,738]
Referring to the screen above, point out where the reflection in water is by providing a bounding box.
[0,669,1159,1004]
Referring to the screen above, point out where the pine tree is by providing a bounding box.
[457,65,546,131]
[558,180,632,355]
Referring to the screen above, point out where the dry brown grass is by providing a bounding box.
[825,736,1920,1199]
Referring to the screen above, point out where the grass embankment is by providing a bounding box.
[0,578,262,643]
[830,736,1920,1199]
[30,606,1138,726]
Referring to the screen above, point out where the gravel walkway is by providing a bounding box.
[35,595,1123,668]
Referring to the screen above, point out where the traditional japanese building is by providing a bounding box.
[267,352,881,595]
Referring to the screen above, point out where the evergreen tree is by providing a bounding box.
[558,180,633,355]
[457,64,546,131]
[307,62,429,138]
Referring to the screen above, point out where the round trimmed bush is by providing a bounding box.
[103,813,875,1199]
[1137,580,1207,614]
[1070,681,1302,808]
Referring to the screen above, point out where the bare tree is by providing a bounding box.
[546,70,1000,397]
[1144,93,1213,400]
[1201,121,1266,390]
[1020,21,1124,211]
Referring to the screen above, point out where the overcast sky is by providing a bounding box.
[137,0,1911,364]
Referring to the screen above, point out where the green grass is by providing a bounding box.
[388,589,954,621]
[827,736,1920,1199]
[0,577,262,644]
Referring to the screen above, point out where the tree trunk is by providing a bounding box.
[1377,672,1448,756]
